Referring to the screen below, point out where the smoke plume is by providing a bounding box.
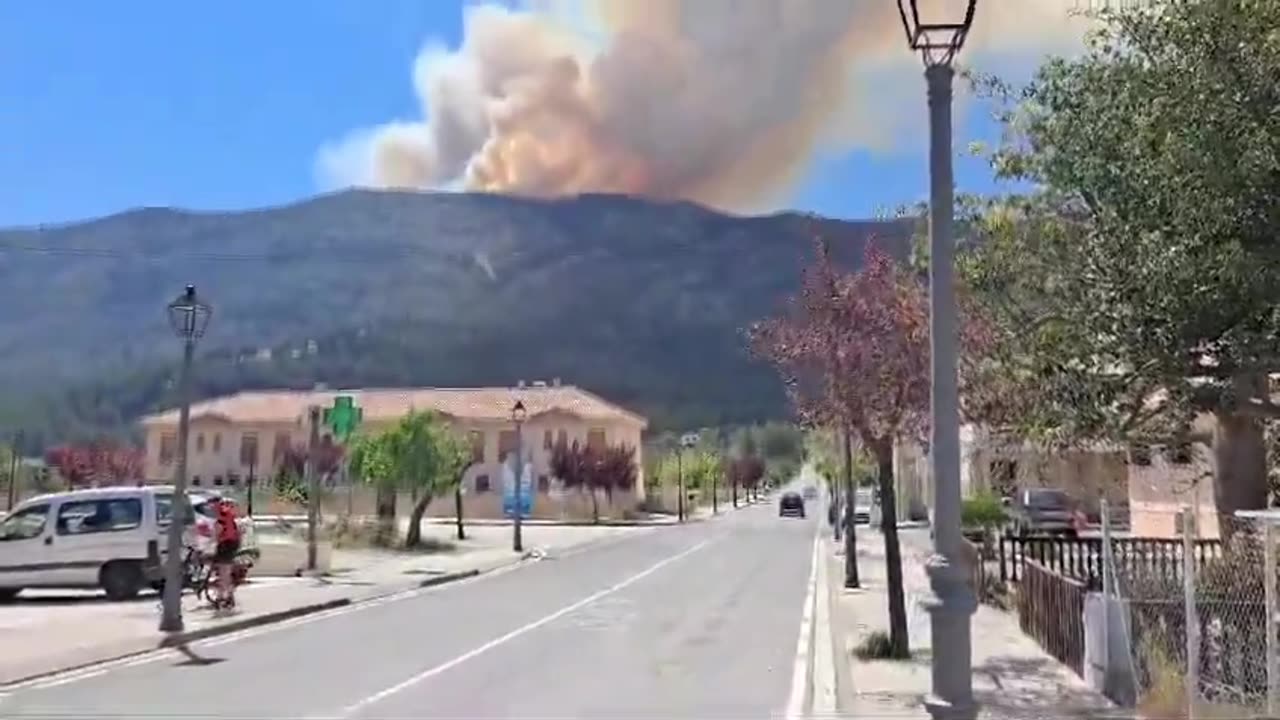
[318,0,1095,212]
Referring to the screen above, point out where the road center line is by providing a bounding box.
[334,534,719,719]
[784,526,820,720]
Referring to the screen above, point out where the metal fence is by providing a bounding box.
[997,533,1222,588]
[1017,558,1086,676]
[1103,506,1277,718]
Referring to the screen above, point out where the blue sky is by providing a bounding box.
[0,0,1021,228]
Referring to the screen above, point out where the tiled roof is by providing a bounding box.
[139,385,647,428]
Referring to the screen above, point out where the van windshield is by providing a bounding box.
[154,493,204,525]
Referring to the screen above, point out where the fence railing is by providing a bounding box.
[962,537,989,603]
[998,534,1223,588]
[1017,559,1087,676]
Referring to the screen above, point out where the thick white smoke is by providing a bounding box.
[317,0,1096,212]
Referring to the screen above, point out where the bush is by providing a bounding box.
[853,630,909,660]
[961,492,1007,530]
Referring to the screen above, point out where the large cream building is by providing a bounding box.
[138,380,648,519]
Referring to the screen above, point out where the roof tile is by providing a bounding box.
[139,385,647,428]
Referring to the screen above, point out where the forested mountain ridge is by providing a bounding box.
[0,190,911,447]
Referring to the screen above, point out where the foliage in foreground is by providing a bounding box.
[962,0,1280,521]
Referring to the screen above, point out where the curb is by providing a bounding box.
[1,567,497,689]
[157,598,353,648]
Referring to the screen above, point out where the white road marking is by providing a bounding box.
[333,535,719,719]
[34,669,105,688]
[812,537,837,716]
[784,528,821,720]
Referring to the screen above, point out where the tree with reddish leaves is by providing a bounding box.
[551,438,593,517]
[274,437,345,503]
[749,240,996,659]
[44,441,144,488]
[590,444,638,512]
[551,439,638,523]
[728,456,765,503]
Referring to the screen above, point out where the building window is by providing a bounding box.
[989,460,1017,495]
[557,429,568,446]
[192,475,202,487]
[469,431,485,464]
[498,430,518,459]
[228,473,240,487]
[587,428,606,451]
[195,434,206,453]
[1129,445,1152,466]
[1169,443,1193,465]
[273,432,291,462]
[160,434,177,465]
[212,433,222,453]
[543,430,553,450]
[213,475,224,487]
[537,475,550,493]
[475,475,491,493]
[240,433,259,467]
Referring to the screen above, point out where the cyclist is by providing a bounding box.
[212,498,242,608]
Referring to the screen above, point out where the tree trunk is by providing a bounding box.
[876,441,910,658]
[375,483,397,547]
[590,488,600,524]
[842,429,860,588]
[404,493,434,548]
[454,486,466,541]
[1214,399,1268,539]
[732,481,738,508]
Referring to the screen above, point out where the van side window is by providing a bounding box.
[0,504,50,541]
[56,499,144,535]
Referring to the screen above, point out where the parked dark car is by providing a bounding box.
[779,492,805,518]
[1007,488,1078,536]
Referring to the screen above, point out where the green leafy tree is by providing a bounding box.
[347,411,470,547]
[966,0,1280,523]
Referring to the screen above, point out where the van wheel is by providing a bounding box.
[101,561,144,601]
[0,588,21,603]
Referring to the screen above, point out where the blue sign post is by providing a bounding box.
[502,460,533,519]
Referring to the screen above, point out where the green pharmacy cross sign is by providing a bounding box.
[323,395,363,441]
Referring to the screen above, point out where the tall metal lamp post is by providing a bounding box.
[159,285,212,633]
[896,2,978,719]
[677,432,699,522]
[511,400,526,553]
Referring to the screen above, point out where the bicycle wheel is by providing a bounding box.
[184,552,210,601]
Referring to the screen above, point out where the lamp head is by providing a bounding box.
[896,0,977,67]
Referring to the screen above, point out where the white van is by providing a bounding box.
[0,485,199,602]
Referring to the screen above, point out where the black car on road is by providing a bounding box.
[779,492,805,518]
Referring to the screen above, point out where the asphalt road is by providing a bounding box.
[1,495,820,719]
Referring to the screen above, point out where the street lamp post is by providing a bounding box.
[678,433,698,522]
[896,2,978,719]
[5,430,21,511]
[675,450,684,523]
[159,285,212,633]
[511,400,526,553]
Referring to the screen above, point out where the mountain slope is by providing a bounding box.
[0,190,911,446]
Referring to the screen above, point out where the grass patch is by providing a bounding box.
[853,630,911,661]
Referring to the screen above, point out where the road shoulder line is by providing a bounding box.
[784,529,820,720]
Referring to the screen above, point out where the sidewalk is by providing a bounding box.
[0,523,631,686]
[826,527,1115,719]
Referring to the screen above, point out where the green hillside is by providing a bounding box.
[0,190,910,448]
